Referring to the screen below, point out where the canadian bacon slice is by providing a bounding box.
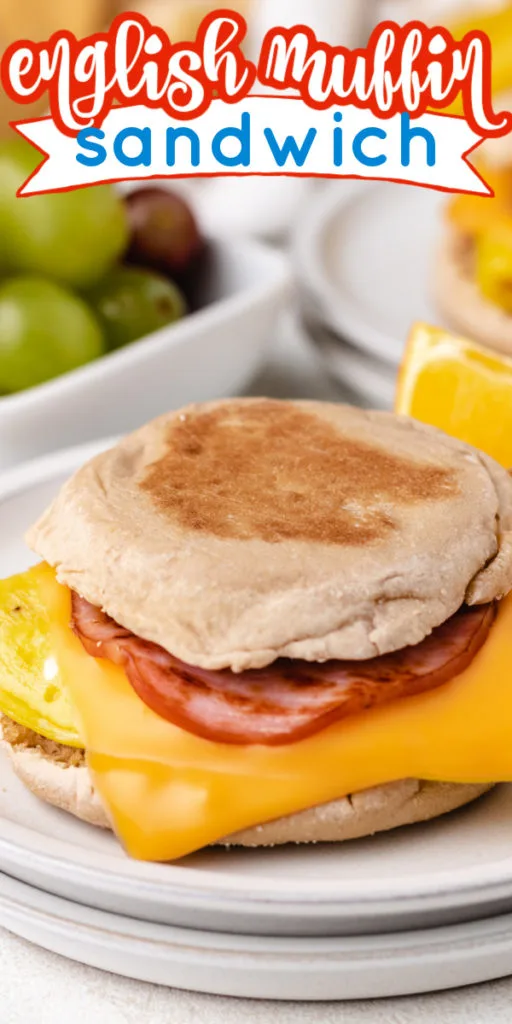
[71,594,495,746]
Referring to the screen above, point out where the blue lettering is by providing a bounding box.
[333,112,343,167]
[76,128,106,167]
[166,127,200,167]
[353,127,387,167]
[400,113,436,167]
[113,127,151,167]
[264,127,317,167]
[212,112,250,167]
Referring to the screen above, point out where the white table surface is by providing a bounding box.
[1,318,511,1024]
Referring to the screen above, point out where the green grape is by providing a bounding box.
[0,138,129,288]
[0,277,105,393]
[86,265,187,350]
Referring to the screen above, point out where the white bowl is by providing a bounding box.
[0,236,290,470]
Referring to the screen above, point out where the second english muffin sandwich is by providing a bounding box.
[435,111,512,354]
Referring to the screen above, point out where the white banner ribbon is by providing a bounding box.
[15,96,489,197]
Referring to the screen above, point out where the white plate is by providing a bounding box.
[0,237,290,471]
[293,180,447,368]
[4,444,512,936]
[4,870,512,1000]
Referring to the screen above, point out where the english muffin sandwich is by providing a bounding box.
[435,106,512,354]
[2,398,512,861]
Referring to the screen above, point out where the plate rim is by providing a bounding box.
[3,867,512,955]
[3,870,512,1001]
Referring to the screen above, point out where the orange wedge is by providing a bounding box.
[395,323,512,468]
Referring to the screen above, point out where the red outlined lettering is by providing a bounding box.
[1,13,509,140]
[258,20,511,138]
[1,11,256,137]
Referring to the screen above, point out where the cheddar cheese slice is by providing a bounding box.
[4,563,512,861]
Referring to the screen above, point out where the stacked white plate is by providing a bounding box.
[293,180,451,409]
[3,442,512,1001]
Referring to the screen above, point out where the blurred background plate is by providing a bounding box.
[302,317,397,409]
[293,181,448,404]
